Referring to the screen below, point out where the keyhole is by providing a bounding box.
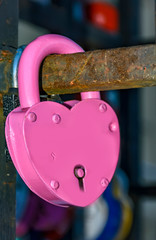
[74,165,85,191]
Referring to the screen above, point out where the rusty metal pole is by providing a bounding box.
[41,44,156,94]
[0,1,18,240]
[0,44,156,95]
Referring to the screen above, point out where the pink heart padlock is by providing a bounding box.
[5,34,120,207]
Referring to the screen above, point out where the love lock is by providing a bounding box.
[5,34,120,207]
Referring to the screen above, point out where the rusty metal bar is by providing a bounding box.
[0,44,155,95]
[0,1,18,239]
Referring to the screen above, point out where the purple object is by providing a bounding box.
[16,193,69,237]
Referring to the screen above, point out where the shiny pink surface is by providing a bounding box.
[5,107,58,204]
[24,99,120,206]
[5,34,120,207]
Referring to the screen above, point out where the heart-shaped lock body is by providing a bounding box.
[5,34,120,207]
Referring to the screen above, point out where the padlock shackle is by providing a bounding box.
[12,45,26,88]
[18,34,100,109]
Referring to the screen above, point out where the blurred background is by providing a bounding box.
[16,0,155,239]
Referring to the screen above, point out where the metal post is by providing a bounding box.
[0,44,156,95]
[0,1,18,239]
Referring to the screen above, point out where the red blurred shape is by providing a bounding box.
[87,2,119,33]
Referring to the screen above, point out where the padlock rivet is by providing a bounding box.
[27,112,37,122]
[109,122,117,132]
[101,178,109,188]
[99,103,107,112]
[50,180,59,190]
[52,114,61,124]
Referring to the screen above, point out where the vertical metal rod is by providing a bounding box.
[0,0,18,239]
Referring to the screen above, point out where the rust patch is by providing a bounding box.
[0,50,14,93]
[0,50,13,60]
[1,50,8,56]
[3,181,15,186]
